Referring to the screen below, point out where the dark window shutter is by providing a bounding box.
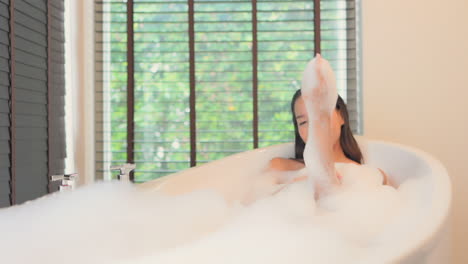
[13,0,49,203]
[0,0,11,207]
[0,0,66,207]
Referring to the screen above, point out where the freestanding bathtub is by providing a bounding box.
[138,138,452,264]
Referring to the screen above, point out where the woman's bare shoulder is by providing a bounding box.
[269,157,305,171]
[269,157,304,171]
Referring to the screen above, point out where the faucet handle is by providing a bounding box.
[110,164,136,173]
[110,163,136,181]
[50,175,64,182]
[50,173,78,182]
[50,173,78,192]
[110,165,123,174]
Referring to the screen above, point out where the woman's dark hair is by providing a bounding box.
[291,89,363,164]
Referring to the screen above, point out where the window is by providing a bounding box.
[94,0,360,182]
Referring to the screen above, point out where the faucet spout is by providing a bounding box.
[110,163,136,181]
[50,173,78,192]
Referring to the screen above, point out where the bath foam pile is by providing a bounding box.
[0,171,428,264]
[0,181,234,263]
[115,164,429,264]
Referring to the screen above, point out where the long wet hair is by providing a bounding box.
[291,89,363,164]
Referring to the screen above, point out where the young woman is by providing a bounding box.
[269,89,392,186]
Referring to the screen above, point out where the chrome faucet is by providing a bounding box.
[110,163,136,181]
[50,173,78,192]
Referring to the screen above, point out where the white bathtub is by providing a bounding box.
[139,138,452,264]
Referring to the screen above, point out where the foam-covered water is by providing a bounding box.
[0,163,430,264]
[0,182,234,263]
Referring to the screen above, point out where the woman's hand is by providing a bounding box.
[302,55,333,113]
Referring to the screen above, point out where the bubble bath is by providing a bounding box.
[0,139,451,264]
[134,139,450,264]
[0,162,439,264]
[0,56,451,263]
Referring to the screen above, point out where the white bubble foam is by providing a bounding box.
[0,181,233,263]
[0,165,430,263]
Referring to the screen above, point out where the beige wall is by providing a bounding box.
[73,0,95,186]
[361,0,468,263]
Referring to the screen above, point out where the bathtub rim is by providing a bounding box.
[366,139,452,263]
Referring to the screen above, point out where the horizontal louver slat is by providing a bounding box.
[14,0,44,22]
[15,75,47,92]
[14,37,47,58]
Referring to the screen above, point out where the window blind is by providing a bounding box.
[257,0,316,147]
[320,0,359,132]
[194,0,254,165]
[95,0,129,181]
[0,0,66,207]
[95,0,360,182]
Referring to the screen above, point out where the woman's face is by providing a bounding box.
[294,96,344,144]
